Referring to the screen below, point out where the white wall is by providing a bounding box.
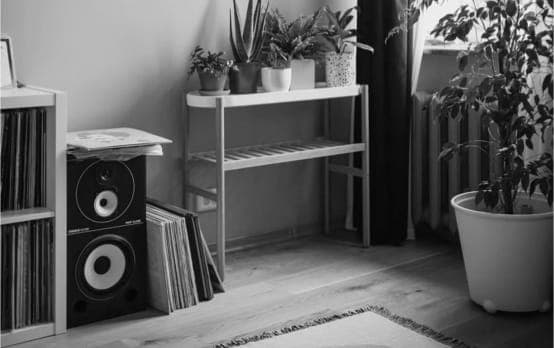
[416,52,458,92]
[1,0,355,244]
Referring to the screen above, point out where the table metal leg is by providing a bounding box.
[183,100,191,210]
[323,100,330,235]
[215,98,226,279]
[345,96,356,231]
[361,85,371,247]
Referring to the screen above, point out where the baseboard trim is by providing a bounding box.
[207,224,320,255]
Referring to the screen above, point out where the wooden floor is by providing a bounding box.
[13,237,552,348]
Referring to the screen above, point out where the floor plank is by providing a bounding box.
[11,238,552,348]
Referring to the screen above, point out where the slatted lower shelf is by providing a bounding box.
[192,139,366,171]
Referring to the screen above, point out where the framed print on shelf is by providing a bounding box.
[1,35,17,89]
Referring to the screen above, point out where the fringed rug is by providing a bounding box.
[216,305,473,348]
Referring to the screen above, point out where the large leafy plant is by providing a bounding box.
[264,8,325,66]
[398,0,553,213]
[188,46,232,78]
[318,6,374,54]
[229,0,270,64]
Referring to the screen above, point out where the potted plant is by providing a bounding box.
[318,6,374,87]
[406,0,553,313]
[188,46,233,96]
[265,9,325,89]
[229,0,269,94]
[260,43,292,92]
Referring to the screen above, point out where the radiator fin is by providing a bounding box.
[411,92,490,239]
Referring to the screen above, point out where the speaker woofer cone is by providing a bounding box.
[75,234,135,301]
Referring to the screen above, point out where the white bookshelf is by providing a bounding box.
[184,85,371,280]
[0,208,56,226]
[0,86,67,346]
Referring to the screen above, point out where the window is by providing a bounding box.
[422,0,486,47]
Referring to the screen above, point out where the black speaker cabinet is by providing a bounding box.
[67,156,146,234]
[67,156,147,328]
[67,225,146,327]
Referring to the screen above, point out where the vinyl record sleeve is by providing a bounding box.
[67,127,172,151]
[145,218,172,313]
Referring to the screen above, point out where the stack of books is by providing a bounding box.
[1,108,47,210]
[1,220,53,330]
[146,199,223,314]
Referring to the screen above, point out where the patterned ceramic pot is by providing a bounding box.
[325,52,355,87]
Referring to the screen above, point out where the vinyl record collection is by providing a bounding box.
[1,219,53,330]
[1,108,47,211]
[146,199,224,314]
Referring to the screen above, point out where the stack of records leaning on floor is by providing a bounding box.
[145,199,224,314]
[1,219,53,330]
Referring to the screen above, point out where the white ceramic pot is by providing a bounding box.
[290,59,315,90]
[261,67,292,92]
[451,191,553,313]
[325,52,355,87]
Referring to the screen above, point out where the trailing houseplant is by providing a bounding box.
[393,0,553,313]
[318,6,374,87]
[229,0,270,94]
[265,9,325,89]
[188,46,233,95]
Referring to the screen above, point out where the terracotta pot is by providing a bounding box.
[451,191,553,313]
[229,62,261,94]
[325,52,355,87]
[261,67,292,92]
[290,59,315,90]
[197,71,227,92]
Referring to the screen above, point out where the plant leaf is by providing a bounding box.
[243,0,255,46]
[251,0,269,62]
[458,51,469,71]
[253,0,261,32]
[230,11,244,62]
[232,0,249,61]
[529,179,538,197]
[344,40,374,53]
[506,0,517,16]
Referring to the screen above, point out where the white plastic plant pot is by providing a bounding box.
[290,59,315,90]
[325,52,355,87]
[261,67,292,92]
[451,191,553,314]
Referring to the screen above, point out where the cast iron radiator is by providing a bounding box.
[411,92,498,240]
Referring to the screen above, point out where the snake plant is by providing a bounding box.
[230,0,270,63]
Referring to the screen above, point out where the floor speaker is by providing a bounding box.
[67,156,146,328]
[67,226,146,327]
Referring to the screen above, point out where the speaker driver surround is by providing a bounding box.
[94,190,118,218]
[75,234,135,301]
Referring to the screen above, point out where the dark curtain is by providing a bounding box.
[355,0,411,245]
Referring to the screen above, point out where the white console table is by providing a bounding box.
[184,85,370,279]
